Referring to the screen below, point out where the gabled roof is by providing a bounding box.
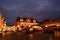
[16,16,38,22]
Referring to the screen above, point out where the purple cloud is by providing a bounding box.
[0,0,60,25]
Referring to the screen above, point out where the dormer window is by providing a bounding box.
[20,17,24,22]
[33,18,37,23]
[26,17,31,22]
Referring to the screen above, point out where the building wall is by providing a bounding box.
[0,12,6,30]
[20,22,38,27]
[15,17,38,28]
[43,19,60,27]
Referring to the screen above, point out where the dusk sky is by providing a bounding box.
[0,0,60,25]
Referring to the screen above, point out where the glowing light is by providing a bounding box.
[29,28,33,32]
[45,25,48,27]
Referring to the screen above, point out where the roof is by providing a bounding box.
[15,16,38,22]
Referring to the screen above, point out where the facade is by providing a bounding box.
[42,19,55,27]
[0,12,6,31]
[42,19,60,27]
[13,17,39,31]
[56,19,60,26]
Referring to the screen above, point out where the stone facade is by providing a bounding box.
[13,17,38,31]
[0,12,6,31]
[42,19,60,27]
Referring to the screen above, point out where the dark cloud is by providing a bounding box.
[0,0,60,25]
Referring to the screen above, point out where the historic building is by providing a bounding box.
[13,16,39,31]
[55,19,60,26]
[42,18,60,27]
[0,12,6,31]
[42,19,55,27]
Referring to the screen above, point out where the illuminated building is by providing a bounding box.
[0,12,6,31]
[14,16,39,31]
[56,19,60,26]
[42,18,60,27]
[42,19,53,27]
